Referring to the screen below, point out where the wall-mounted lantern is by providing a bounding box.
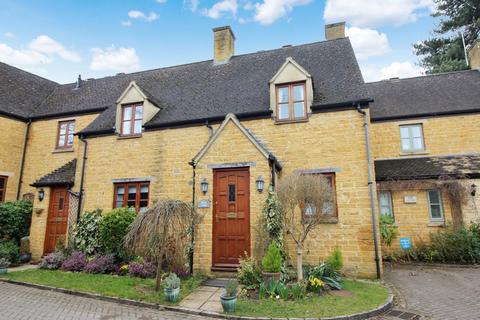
[471,183,477,197]
[38,189,45,202]
[256,176,265,193]
[201,179,208,194]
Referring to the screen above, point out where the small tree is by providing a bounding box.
[277,171,333,281]
[124,200,202,291]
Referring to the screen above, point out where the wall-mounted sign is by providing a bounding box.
[400,237,412,250]
[404,195,417,204]
[198,200,210,208]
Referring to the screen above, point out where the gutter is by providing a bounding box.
[355,102,381,279]
[311,98,372,112]
[77,134,88,220]
[16,119,31,200]
[371,108,480,123]
[0,110,28,122]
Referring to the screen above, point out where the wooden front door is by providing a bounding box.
[44,187,69,255]
[212,167,250,269]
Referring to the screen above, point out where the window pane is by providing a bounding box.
[411,125,422,138]
[115,201,123,208]
[58,135,65,147]
[428,190,439,204]
[128,186,137,200]
[400,127,410,139]
[59,123,67,135]
[67,133,74,146]
[278,103,289,119]
[68,122,75,134]
[293,85,304,101]
[430,205,442,218]
[228,184,236,202]
[401,138,411,151]
[378,192,392,216]
[0,178,4,189]
[413,137,423,150]
[304,204,316,216]
[134,120,142,134]
[135,106,143,120]
[322,202,333,215]
[278,87,289,103]
[139,200,148,208]
[140,185,149,199]
[293,102,305,118]
[122,121,131,135]
[116,186,125,195]
[123,106,132,120]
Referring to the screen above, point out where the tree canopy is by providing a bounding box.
[414,0,480,74]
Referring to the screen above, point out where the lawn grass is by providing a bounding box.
[234,279,389,318]
[1,269,204,305]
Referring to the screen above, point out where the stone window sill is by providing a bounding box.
[52,148,74,154]
[274,118,309,125]
[399,151,429,156]
[428,221,445,227]
[117,134,142,140]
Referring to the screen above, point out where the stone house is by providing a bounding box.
[1,23,479,278]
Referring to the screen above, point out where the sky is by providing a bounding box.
[0,0,439,84]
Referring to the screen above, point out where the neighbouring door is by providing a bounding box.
[44,187,69,255]
[212,167,250,270]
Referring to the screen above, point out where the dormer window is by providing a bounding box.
[276,82,306,121]
[121,103,143,136]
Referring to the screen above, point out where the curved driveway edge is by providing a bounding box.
[0,278,393,320]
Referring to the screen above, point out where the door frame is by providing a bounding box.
[211,167,251,270]
[43,186,70,255]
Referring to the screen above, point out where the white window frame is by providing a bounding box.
[427,190,444,222]
[378,191,394,218]
[400,124,425,152]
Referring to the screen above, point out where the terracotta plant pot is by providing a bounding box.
[262,271,281,282]
[164,287,180,302]
[220,294,237,313]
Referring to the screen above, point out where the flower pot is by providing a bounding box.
[0,268,7,275]
[262,271,281,282]
[164,287,180,302]
[220,294,237,313]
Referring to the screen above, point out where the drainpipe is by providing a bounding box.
[268,154,277,189]
[188,160,196,275]
[205,120,213,138]
[77,134,88,220]
[16,119,31,200]
[356,103,381,279]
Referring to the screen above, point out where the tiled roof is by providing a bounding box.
[367,70,480,121]
[31,159,77,187]
[0,62,57,119]
[375,154,480,181]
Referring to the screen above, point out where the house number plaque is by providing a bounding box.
[198,200,210,208]
[226,212,237,219]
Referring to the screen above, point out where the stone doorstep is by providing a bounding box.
[0,278,395,320]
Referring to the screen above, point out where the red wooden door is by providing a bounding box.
[212,167,250,269]
[44,187,69,255]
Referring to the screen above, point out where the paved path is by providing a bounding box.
[179,286,223,313]
[0,281,208,320]
[384,264,480,320]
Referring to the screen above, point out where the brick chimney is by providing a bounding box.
[213,26,235,64]
[469,39,480,69]
[325,22,346,41]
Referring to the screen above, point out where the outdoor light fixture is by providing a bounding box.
[471,183,477,197]
[201,179,208,194]
[256,176,265,193]
[38,189,45,202]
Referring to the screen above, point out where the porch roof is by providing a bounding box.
[375,154,480,181]
[31,159,77,187]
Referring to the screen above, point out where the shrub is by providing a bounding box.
[0,258,9,268]
[261,241,282,273]
[304,263,342,290]
[98,208,136,259]
[61,252,87,272]
[39,251,66,270]
[380,215,399,247]
[165,272,181,289]
[403,224,480,264]
[83,255,115,274]
[128,261,156,278]
[72,210,102,255]
[0,240,19,263]
[237,255,262,289]
[224,279,238,297]
[0,200,32,243]
[327,247,344,271]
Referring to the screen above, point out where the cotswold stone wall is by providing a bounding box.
[80,110,380,278]
[24,114,99,260]
[0,116,26,202]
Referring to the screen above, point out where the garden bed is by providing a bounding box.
[234,279,390,318]
[0,269,204,305]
